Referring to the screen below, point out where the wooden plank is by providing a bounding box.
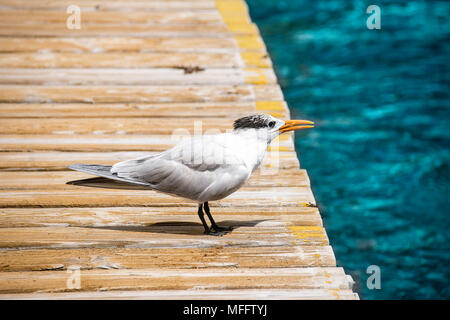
[0,85,282,103]
[0,10,226,25]
[0,212,326,250]
[0,224,326,248]
[0,267,351,294]
[0,101,288,118]
[0,245,335,272]
[0,117,234,134]
[0,52,250,68]
[0,134,295,152]
[0,68,276,85]
[0,0,219,11]
[0,186,316,208]
[0,52,270,68]
[0,288,359,300]
[0,206,322,228]
[0,23,258,37]
[0,36,266,53]
[0,170,310,189]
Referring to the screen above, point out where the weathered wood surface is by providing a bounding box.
[0,267,352,293]
[0,52,270,68]
[0,68,276,85]
[0,10,227,25]
[0,24,259,37]
[0,289,358,300]
[0,85,280,103]
[0,36,265,52]
[0,0,220,11]
[0,101,286,118]
[0,0,358,299]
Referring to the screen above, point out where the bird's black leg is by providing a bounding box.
[198,203,225,236]
[204,202,233,232]
[197,203,210,233]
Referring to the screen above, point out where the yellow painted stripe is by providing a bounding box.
[216,0,257,35]
[235,35,265,51]
[328,289,341,299]
[256,101,287,112]
[244,68,268,85]
[256,101,289,118]
[265,154,298,159]
[266,112,287,118]
[267,146,292,152]
[289,226,323,231]
[219,12,250,24]
[240,52,270,68]
[227,23,258,34]
[288,227,327,242]
[216,0,267,73]
[215,0,248,13]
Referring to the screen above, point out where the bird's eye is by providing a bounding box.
[268,121,275,128]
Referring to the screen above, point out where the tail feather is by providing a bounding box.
[67,164,151,187]
[68,164,112,176]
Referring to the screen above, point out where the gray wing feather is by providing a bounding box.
[67,164,152,187]
[109,136,250,202]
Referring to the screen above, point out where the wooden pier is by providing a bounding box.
[0,0,358,299]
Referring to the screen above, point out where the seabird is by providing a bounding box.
[68,114,314,236]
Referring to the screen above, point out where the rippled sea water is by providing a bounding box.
[246,0,450,299]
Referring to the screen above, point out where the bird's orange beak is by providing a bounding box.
[278,119,314,133]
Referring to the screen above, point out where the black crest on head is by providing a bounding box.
[233,114,272,130]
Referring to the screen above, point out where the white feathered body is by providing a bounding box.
[110,130,270,203]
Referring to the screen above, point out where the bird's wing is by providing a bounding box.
[110,134,251,201]
[67,164,152,188]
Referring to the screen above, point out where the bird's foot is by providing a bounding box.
[203,225,233,236]
[204,230,227,237]
[211,225,233,232]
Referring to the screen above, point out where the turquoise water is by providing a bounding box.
[246,0,449,299]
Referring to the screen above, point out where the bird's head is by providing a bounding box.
[233,114,314,142]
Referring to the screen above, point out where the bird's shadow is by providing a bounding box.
[68,178,269,236]
[84,220,268,236]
